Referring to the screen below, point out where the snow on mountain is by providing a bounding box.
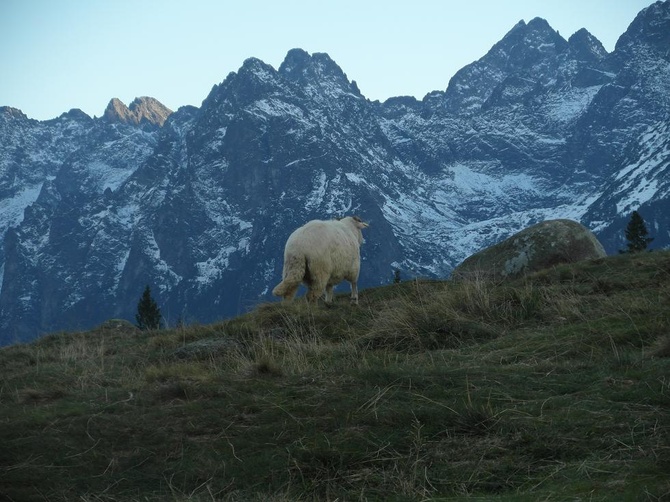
[0,183,43,229]
[1,1,670,344]
[614,122,670,214]
[583,118,670,248]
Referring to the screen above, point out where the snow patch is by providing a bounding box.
[304,171,327,210]
[87,161,136,192]
[613,122,670,213]
[0,183,44,229]
[250,99,306,120]
[447,163,538,196]
[145,230,182,292]
[616,178,659,214]
[543,86,602,124]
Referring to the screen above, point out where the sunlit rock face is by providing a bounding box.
[103,97,173,127]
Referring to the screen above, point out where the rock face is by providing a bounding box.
[452,219,607,280]
[1,2,670,344]
[103,97,172,127]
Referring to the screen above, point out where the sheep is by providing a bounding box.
[272,216,369,305]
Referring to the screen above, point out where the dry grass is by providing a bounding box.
[1,250,669,500]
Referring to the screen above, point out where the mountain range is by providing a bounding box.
[1,1,669,344]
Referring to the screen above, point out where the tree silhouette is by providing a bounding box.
[135,285,162,330]
[622,210,654,253]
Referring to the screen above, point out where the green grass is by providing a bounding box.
[1,251,669,500]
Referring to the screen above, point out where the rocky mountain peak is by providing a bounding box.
[442,16,569,114]
[239,57,277,77]
[568,28,608,62]
[103,96,172,127]
[0,106,29,121]
[526,16,556,33]
[103,98,131,122]
[206,57,284,110]
[615,0,670,59]
[129,97,172,126]
[279,48,359,97]
[281,50,345,79]
[494,16,568,65]
[58,108,93,122]
[278,48,312,74]
[498,18,559,45]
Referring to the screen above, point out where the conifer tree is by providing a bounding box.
[135,285,162,330]
[623,210,654,253]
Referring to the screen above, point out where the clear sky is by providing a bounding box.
[0,0,657,121]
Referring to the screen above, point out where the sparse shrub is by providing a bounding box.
[540,287,586,323]
[251,356,284,377]
[173,338,242,361]
[456,279,544,326]
[361,289,499,353]
[361,314,498,353]
[495,284,544,324]
[458,275,496,318]
[454,401,500,436]
[144,361,214,384]
[250,301,360,343]
[152,381,191,402]
[17,387,67,404]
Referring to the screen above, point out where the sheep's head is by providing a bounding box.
[351,215,369,230]
[343,215,368,244]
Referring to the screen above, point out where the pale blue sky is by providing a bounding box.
[0,0,656,120]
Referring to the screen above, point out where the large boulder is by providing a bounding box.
[452,219,606,280]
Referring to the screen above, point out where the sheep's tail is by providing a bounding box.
[272,254,306,298]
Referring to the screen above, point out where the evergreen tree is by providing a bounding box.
[623,210,654,253]
[135,285,162,330]
[393,268,401,284]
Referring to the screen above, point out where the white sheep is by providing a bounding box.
[272,216,369,304]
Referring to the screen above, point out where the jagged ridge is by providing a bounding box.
[103,96,172,126]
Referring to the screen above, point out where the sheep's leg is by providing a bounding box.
[306,275,328,303]
[306,288,324,303]
[350,281,359,305]
[324,285,334,303]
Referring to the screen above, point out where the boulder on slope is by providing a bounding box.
[451,219,606,280]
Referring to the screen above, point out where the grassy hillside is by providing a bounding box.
[1,251,669,501]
